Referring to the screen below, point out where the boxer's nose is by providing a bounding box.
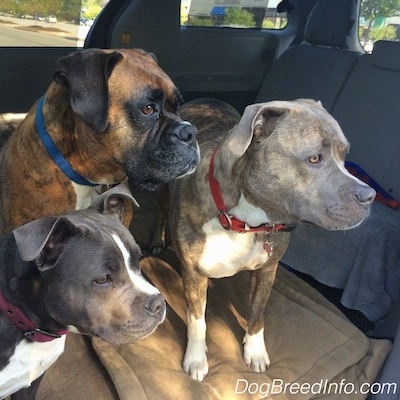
[172,122,198,145]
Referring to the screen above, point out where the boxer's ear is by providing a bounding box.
[89,181,139,228]
[13,217,79,271]
[53,49,123,133]
[134,48,158,63]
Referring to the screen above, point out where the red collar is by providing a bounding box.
[209,148,296,234]
[0,290,68,342]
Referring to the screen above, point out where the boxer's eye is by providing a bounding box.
[142,105,155,115]
[308,155,321,164]
[95,274,112,285]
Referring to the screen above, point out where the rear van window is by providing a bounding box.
[182,0,287,29]
[359,0,400,52]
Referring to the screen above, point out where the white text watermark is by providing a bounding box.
[234,378,397,398]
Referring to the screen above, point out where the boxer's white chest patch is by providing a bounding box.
[0,336,65,398]
[72,183,98,210]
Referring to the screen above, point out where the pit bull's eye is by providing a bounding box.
[308,155,321,164]
[95,274,112,285]
[142,105,155,115]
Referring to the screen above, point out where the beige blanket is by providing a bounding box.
[31,253,390,400]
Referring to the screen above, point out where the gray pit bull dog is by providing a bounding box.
[0,183,166,398]
[168,98,376,381]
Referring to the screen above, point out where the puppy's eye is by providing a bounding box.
[308,155,321,164]
[95,274,112,285]
[142,104,155,115]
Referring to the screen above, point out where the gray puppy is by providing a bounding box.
[168,98,375,381]
[0,183,165,397]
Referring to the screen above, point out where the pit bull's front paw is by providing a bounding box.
[183,340,208,381]
[243,330,270,372]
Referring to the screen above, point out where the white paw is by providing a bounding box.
[183,340,208,381]
[243,330,270,372]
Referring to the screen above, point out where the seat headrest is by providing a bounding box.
[304,0,355,48]
[371,40,400,71]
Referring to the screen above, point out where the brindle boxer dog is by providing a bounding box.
[168,98,376,381]
[0,48,199,235]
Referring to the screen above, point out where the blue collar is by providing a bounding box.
[35,96,98,187]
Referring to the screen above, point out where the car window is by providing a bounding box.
[0,0,103,47]
[359,0,400,52]
[182,0,287,29]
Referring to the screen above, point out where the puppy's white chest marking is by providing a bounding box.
[0,337,65,398]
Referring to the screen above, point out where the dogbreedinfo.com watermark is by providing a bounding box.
[234,378,397,398]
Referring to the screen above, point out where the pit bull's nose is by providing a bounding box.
[356,185,376,205]
[172,122,198,144]
[145,293,166,316]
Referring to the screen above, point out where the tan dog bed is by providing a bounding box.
[30,253,390,400]
[0,117,390,399]
[0,116,390,399]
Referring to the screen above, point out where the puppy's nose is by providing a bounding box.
[356,185,376,205]
[145,293,166,316]
[173,122,198,144]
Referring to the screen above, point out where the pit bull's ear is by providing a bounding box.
[222,103,265,159]
[13,217,79,271]
[89,182,139,228]
[252,104,288,140]
[219,102,288,172]
[53,49,123,133]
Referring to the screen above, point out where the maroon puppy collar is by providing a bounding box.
[0,290,68,342]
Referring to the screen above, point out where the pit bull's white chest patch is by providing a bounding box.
[199,196,271,278]
[0,336,65,398]
[198,218,269,278]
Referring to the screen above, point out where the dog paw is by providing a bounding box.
[183,340,209,381]
[243,331,270,373]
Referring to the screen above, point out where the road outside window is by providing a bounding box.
[0,0,106,47]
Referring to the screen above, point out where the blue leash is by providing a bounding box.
[35,96,97,187]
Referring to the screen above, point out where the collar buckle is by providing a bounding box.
[218,210,233,230]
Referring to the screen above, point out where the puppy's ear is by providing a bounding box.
[89,181,139,228]
[53,49,123,133]
[13,217,79,271]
